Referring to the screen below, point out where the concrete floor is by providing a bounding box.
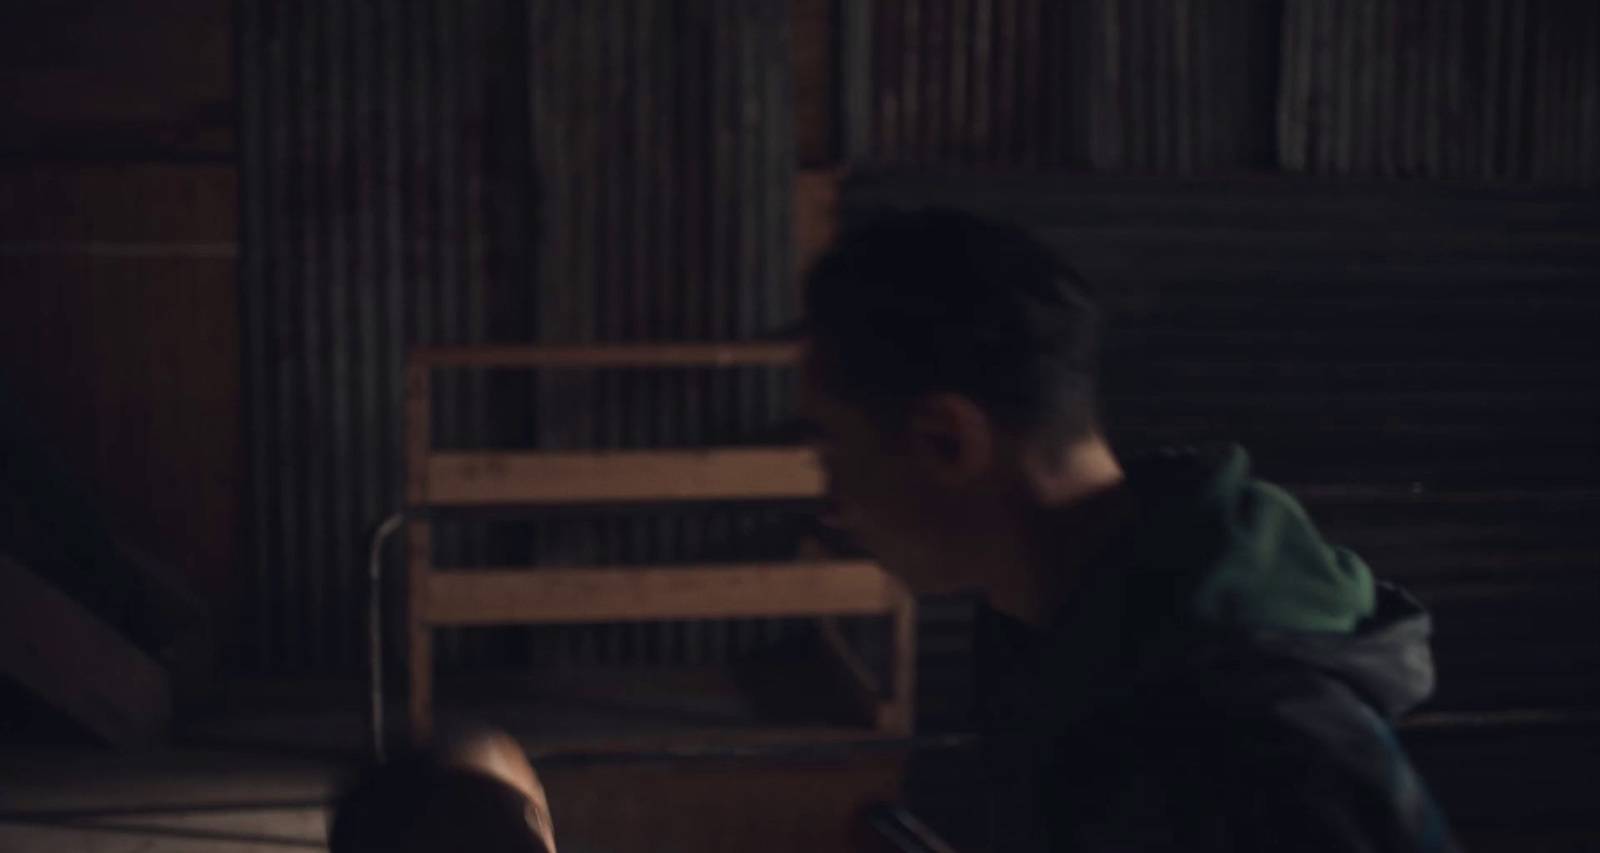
[0,744,340,852]
[5,735,1597,853]
[0,669,912,853]
[0,741,914,853]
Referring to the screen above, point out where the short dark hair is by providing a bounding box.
[804,208,1102,443]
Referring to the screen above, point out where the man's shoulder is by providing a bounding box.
[1060,662,1455,853]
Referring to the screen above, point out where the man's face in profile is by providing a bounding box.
[798,340,970,593]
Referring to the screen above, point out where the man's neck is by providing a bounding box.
[983,439,1134,627]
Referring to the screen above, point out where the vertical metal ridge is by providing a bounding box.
[1354,0,1379,176]
[1124,0,1147,170]
[1190,0,1214,168]
[1099,0,1121,169]
[841,0,874,165]
[1424,0,1445,179]
[631,1,657,653]
[971,0,993,164]
[1171,0,1193,174]
[1585,2,1600,183]
[949,0,970,164]
[1331,0,1355,175]
[238,0,273,669]
[903,0,923,164]
[1148,0,1172,172]
[1532,1,1555,183]
[350,0,382,675]
[1019,0,1043,169]
[323,0,355,670]
[877,0,902,163]
[1442,0,1465,178]
[1480,0,1503,178]
[459,0,490,607]
[301,0,333,672]
[1310,0,1334,174]
[274,0,305,671]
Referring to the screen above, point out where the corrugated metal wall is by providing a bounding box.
[1279,0,1600,182]
[847,0,1281,172]
[239,0,800,675]
[239,0,504,674]
[845,0,1600,182]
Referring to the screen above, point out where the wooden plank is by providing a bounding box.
[0,555,170,746]
[884,587,917,736]
[423,448,823,506]
[409,342,800,370]
[425,562,898,626]
[0,164,239,668]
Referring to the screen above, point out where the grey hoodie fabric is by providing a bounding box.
[975,444,1457,852]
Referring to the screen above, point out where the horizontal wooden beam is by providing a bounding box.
[425,562,898,626]
[409,342,801,369]
[423,448,823,506]
[0,555,170,746]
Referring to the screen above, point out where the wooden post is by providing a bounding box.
[886,584,917,737]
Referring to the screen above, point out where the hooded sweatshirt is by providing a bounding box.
[975,444,1457,853]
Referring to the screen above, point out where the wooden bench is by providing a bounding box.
[404,343,916,744]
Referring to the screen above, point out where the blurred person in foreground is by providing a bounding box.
[329,728,556,853]
[796,209,1456,852]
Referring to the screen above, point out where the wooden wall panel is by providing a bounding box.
[0,163,241,657]
[0,0,233,157]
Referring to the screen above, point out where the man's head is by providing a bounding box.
[799,209,1109,593]
[329,729,555,853]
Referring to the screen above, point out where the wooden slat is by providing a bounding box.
[425,562,898,626]
[885,589,917,736]
[423,448,823,506]
[409,342,801,369]
[0,555,170,746]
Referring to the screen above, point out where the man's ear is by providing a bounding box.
[906,393,994,486]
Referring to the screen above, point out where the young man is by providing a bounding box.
[799,210,1456,852]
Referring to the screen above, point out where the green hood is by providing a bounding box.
[1049,444,1436,720]
[1129,444,1376,634]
